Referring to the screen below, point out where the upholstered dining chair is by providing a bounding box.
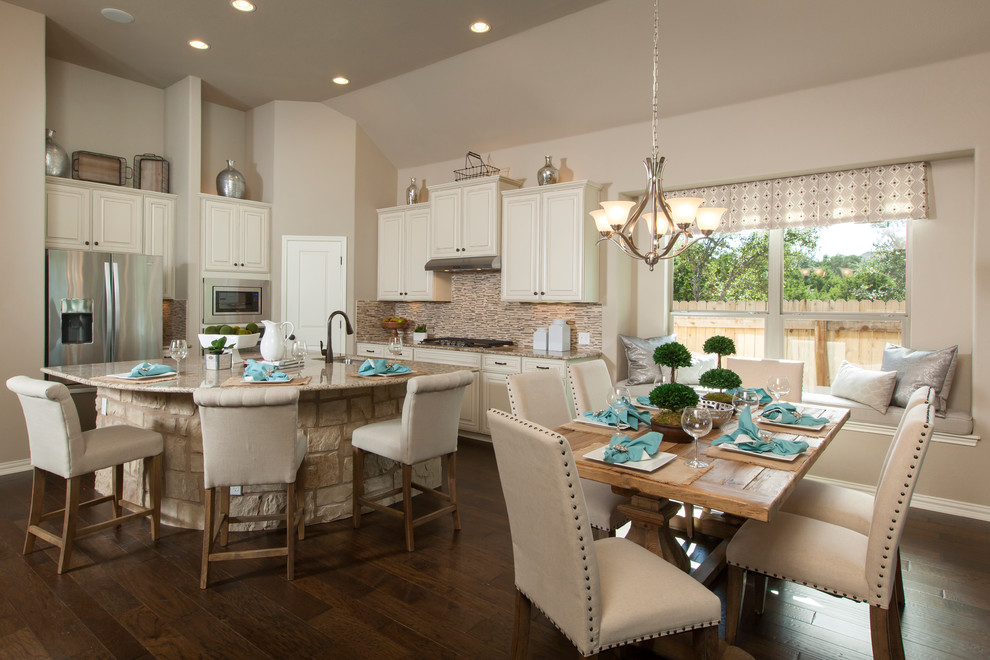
[487,409,721,658]
[726,400,936,659]
[506,370,629,537]
[7,375,163,574]
[725,357,804,402]
[193,386,306,589]
[568,359,614,418]
[352,370,474,551]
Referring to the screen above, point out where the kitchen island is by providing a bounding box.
[42,355,474,530]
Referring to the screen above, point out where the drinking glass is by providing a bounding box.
[169,339,188,374]
[766,376,791,403]
[387,336,403,362]
[291,339,308,362]
[681,406,713,469]
[606,386,632,415]
[732,388,761,415]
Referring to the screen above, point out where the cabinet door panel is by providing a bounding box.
[480,371,513,434]
[541,190,582,301]
[46,185,91,249]
[462,183,498,256]
[144,197,175,298]
[501,194,541,301]
[202,200,237,270]
[403,207,433,299]
[92,191,142,253]
[238,206,270,272]
[377,211,404,300]
[430,189,460,258]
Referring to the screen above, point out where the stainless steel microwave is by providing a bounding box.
[203,277,270,325]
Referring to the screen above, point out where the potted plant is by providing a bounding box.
[204,337,232,370]
[697,368,741,427]
[702,335,736,369]
[413,324,428,344]
[648,341,700,442]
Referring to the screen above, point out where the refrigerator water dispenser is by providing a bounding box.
[60,298,93,344]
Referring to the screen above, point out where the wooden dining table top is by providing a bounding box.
[557,404,851,523]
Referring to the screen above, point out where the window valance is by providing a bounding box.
[670,161,928,233]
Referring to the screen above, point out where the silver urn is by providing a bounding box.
[537,155,558,186]
[406,177,419,204]
[45,129,69,177]
[216,159,246,199]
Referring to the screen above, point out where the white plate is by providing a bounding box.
[632,400,659,410]
[108,371,177,381]
[717,442,803,462]
[583,445,677,472]
[242,376,295,383]
[572,417,631,431]
[756,416,827,432]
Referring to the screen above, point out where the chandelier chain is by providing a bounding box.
[652,0,659,158]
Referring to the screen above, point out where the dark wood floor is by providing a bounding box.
[1,438,988,659]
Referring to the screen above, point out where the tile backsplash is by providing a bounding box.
[163,299,187,347]
[356,272,602,348]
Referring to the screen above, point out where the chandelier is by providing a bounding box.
[591,0,725,271]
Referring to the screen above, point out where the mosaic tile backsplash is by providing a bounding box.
[163,299,187,348]
[356,272,602,349]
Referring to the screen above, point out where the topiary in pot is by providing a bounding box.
[702,335,736,369]
[653,341,692,384]
[648,383,700,442]
[698,368,742,403]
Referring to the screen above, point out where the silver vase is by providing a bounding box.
[45,129,69,177]
[406,177,419,204]
[537,155,558,186]
[216,159,246,198]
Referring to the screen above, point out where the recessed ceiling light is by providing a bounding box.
[101,8,134,24]
[332,76,349,85]
[189,40,210,50]
[230,0,255,11]
[470,21,490,33]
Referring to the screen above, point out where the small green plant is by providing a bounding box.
[699,368,742,392]
[414,324,427,333]
[653,341,692,383]
[207,337,228,355]
[702,335,736,369]
[648,382,700,425]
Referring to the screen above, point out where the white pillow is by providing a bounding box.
[831,360,898,413]
[663,353,718,386]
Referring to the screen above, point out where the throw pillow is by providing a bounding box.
[667,352,718,386]
[881,343,957,412]
[619,334,677,385]
[830,360,898,413]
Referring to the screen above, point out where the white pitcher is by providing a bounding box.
[260,320,294,361]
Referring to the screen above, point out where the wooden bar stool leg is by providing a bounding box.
[296,466,306,541]
[57,476,81,574]
[402,464,414,552]
[286,482,296,581]
[511,588,532,660]
[201,487,215,589]
[220,486,230,547]
[112,464,124,519]
[352,447,364,528]
[447,452,460,530]
[23,467,45,555]
[149,454,162,541]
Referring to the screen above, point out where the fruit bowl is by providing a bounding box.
[381,318,407,331]
[197,333,260,350]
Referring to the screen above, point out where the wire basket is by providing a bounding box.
[453,151,500,181]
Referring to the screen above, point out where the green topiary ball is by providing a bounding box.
[648,382,700,411]
[698,368,742,391]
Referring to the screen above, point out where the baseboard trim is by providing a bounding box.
[844,421,979,447]
[0,459,32,477]
[805,474,990,522]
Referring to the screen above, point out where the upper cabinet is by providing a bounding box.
[428,175,521,259]
[201,195,271,275]
[45,177,177,297]
[501,180,602,303]
[377,204,451,301]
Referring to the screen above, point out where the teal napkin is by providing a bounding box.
[712,407,808,455]
[358,358,411,376]
[603,431,663,463]
[244,359,291,382]
[129,362,176,378]
[582,406,652,430]
[636,395,657,407]
[761,402,828,426]
[727,387,773,405]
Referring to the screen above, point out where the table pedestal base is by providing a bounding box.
[618,495,690,573]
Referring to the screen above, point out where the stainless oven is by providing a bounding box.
[203,277,270,325]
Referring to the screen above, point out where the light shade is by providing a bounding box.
[667,197,704,226]
[600,200,636,229]
[590,209,611,233]
[696,207,726,232]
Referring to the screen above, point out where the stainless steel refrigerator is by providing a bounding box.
[46,249,163,367]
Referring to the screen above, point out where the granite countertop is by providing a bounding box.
[357,340,600,361]
[42,352,473,393]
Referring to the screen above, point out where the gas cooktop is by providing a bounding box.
[419,337,515,348]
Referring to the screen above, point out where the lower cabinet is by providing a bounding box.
[479,355,522,434]
[409,348,482,432]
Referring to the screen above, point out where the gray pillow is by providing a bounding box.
[881,343,957,412]
[619,334,677,385]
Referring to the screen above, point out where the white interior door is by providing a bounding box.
[282,236,347,356]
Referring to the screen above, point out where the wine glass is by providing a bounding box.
[606,386,632,415]
[386,336,403,364]
[767,376,791,404]
[169,339,188,374]
[681,406,713,469]
[732,388,761,415]
[291,339,308,362]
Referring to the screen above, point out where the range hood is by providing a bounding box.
[424,256,501,272]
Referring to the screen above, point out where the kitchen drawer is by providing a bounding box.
[482,355,521,374]
[413,348,482,368]
[522,357,566,377]
[355,343,385,358]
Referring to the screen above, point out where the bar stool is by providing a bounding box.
[193,387,306,589]
[7,375,163,574]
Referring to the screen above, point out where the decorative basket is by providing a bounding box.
[133,153,169,193]
[72,151,130,186]
[699,397,735,428]
[453,151,499,181]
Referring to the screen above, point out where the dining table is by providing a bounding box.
[556,403,850,585]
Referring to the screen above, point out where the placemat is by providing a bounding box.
[92,373,179,384]
[346,371,423,379]
[702,433,825,472]
[578,437,713,487]
[220,376,312,387]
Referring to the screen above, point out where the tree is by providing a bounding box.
[702,335,736,368]
[653,342,692,383]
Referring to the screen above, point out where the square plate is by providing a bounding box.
[108,371,177,381]
[583,445,677,472]
[572,417,631,431]
[242,376,295,384]
[717,442,803,462]
[756,417,826,432]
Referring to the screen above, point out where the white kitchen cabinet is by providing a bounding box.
[428,175,521,259]
[411,348,482,432]
[45,180,91,250]
[377,204,450,301]
[143,194,176,298]
[91,189,143,253]
[355,342,413,360]
[201,195,271,274]
[501,180,601,302]
[479,355,522,434]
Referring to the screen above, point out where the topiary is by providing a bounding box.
[653,341,692,383]
[702,335,736,369]
[648,383,700,425]
[698,368,742,392]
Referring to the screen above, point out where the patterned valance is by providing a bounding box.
[670,161,928,233]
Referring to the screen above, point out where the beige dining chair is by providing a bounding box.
[568,359,615,417]
[7,375,163,574]
[487,409,721,658]
[725,356,804,402]
[506,370,629,537]
[194,386,306,589]
[351,370,474,551]
[725,400,935,658]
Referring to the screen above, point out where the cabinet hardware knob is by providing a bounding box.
[94,241,99,245]
[495,361,506,366]
[533,292,538,296]
[84,241,90,245]
[540,291,545,295]
[536,366,550,370]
